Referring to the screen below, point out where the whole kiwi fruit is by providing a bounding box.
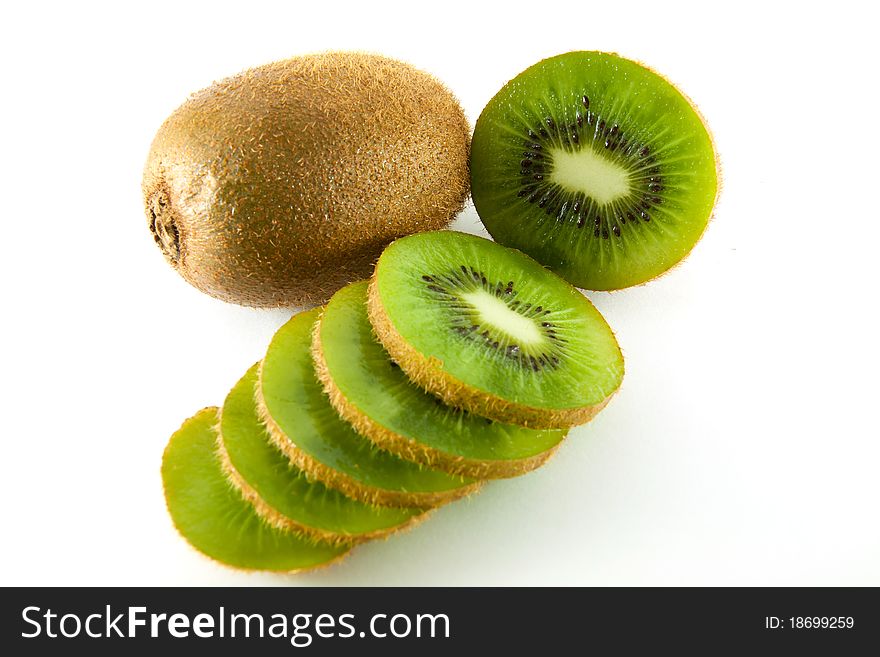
[143,52,470,307]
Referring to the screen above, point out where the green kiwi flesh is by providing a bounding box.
[219,364,424,541]
[143,52,470,307]
[314,281,567,478]
[258,308,478,507]
[368,231,624,429]
[470,51,718,290]
[162,408,349,572]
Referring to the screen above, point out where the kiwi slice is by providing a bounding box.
[257,308,479,507]
[162,408,349,572]
[313,281,567,478]
[368,231,624,429]
[219,364,425,543]
[470,51,718,290]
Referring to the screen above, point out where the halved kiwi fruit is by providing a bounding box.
[470,51,718,290]
[162,408,349,572]
[257,308,480,507]
[314,281,567,478]
[218,364,425,543]
[368,231,624,429]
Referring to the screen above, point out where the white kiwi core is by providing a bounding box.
[460,289,544,345]
[549,147,630,205]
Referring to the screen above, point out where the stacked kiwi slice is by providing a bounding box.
[162,231,624,571]
[160,51,718,572]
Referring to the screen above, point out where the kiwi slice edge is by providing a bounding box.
[161,408,351,573]
[217,364,427,545]
[256,308,482,509]
[313,281,567,478]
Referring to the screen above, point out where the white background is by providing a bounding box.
[1,0,877,586]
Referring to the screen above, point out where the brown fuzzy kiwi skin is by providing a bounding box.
[162,407,350,575]
[214,417,429,547]
[254,361,482,509]
[367,277,616,430]
[310,317,563,478]
[142,52,471,308]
